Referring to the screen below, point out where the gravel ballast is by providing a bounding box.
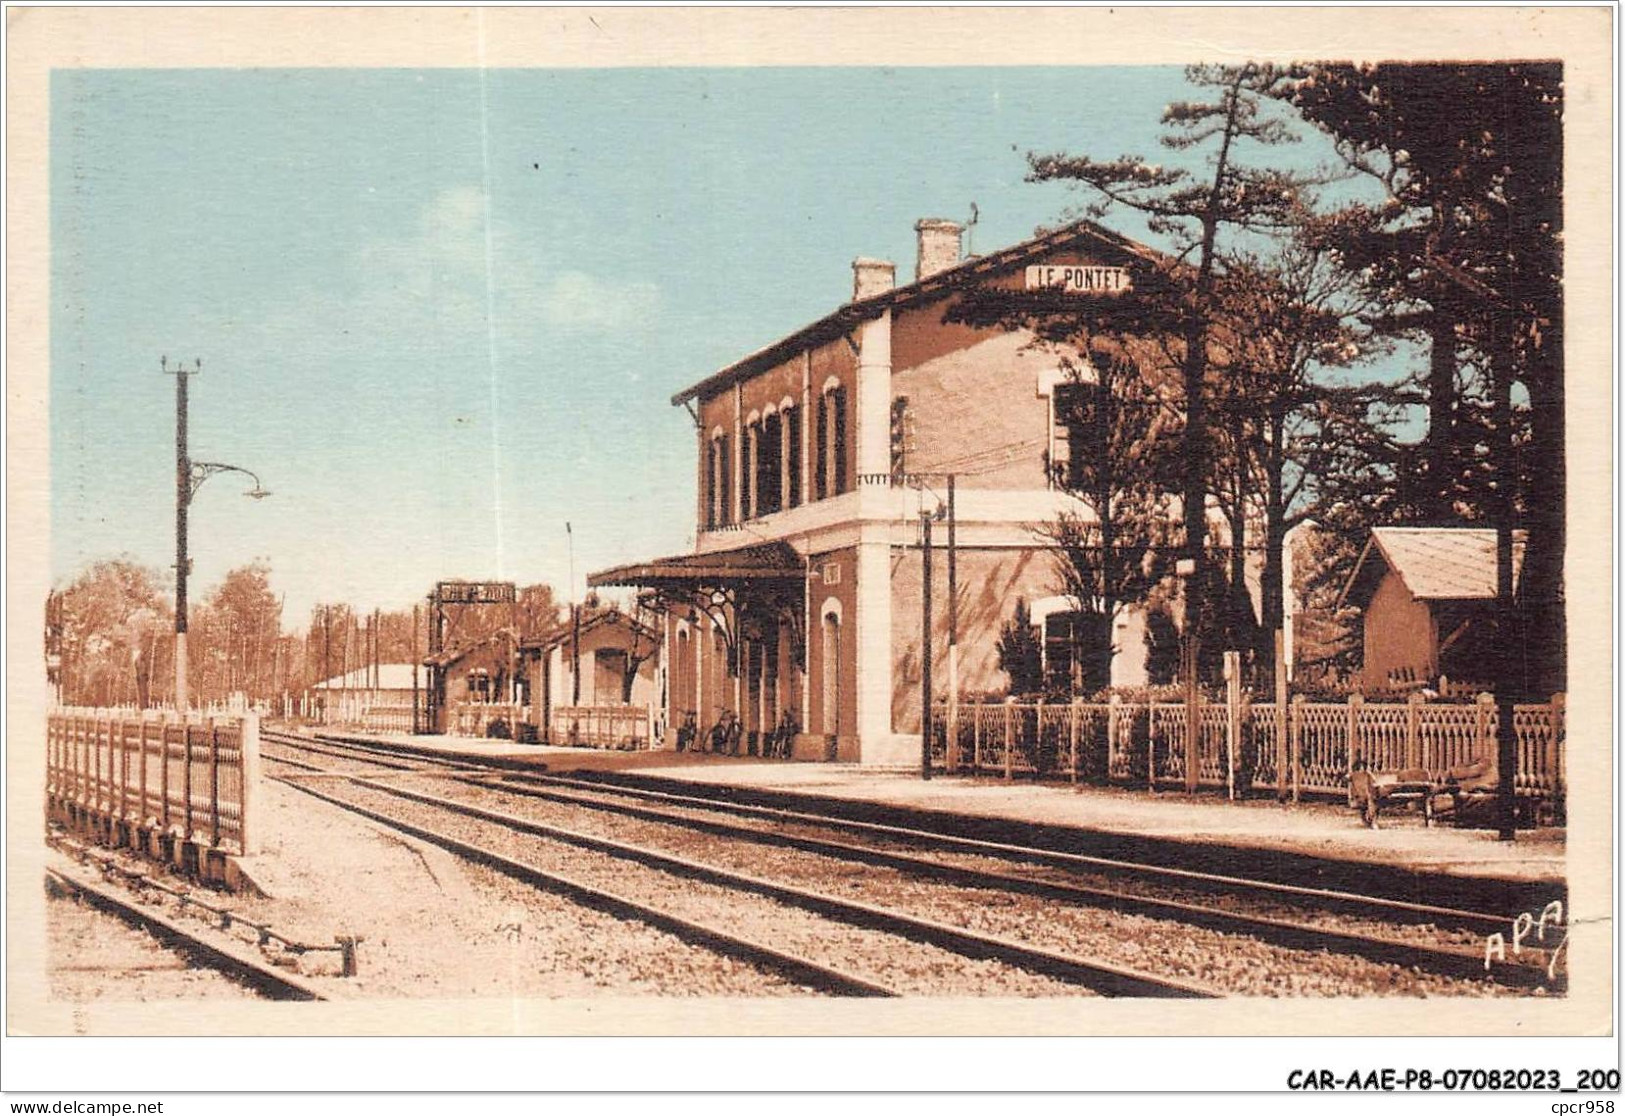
[487,777,1540,963]
[313,779,1099,998]
[47,890,258,1003]
[416,776,1534,997]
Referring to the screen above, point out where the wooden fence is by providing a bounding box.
[549,704,653,750]
[46,708,261,857]
[931,691,1565,812]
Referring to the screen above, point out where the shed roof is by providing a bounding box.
[1339,527,1528,609]
[589,540,805,590]
[313,663,420,691]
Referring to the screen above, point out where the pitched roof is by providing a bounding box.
[524,608,661,654]
[670,218,1168,407]
[1340,527,1528,609]
[313,663,421,691]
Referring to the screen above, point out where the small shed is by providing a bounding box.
[311,663,421,700]
[526,609,662,744]
[1339,527,1526,691]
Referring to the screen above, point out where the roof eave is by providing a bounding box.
[669,219,1169,408]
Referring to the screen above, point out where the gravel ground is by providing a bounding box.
[61,776,807,1000]
[488,776,1536,963]
[420,776,1538,997]
[47,889,258,1003]
[317,779,1097,998]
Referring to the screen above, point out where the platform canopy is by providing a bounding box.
[588,541,805,591]
[589,541,806,673]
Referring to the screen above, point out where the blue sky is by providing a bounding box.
[51,67,1364,625]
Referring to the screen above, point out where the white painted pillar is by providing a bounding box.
[855,531,897,764]
[856,310,893,486]
[853,297,902,765]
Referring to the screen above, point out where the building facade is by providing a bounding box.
[592,218,1229,764]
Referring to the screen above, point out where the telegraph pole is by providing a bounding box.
[169,358,196,711]
[921,509,934,781]
[568,521,581,705]
[946,474,958,771]
[165,356,268,712]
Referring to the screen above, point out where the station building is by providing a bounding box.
[591,217,1230,765]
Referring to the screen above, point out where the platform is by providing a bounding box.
[308,729,1565,900]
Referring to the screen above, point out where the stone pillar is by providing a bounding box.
[856,313,893,490]
[850,263,900,766]
[854,532,899,764]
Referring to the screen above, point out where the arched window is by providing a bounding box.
[783,402,802,508]
[821,608,842,735]
[759,409,784,514]
[816,380,848,500]
[708,429,730,528]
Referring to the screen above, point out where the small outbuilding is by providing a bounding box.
[527,608,662,746]
[311,663,421,701]
[1339,527,1526,692]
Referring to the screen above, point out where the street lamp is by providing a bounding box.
[167,358,270,712]
[1176,555,1199,794]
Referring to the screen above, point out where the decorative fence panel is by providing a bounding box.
[1108,701,1146,783]
[1419,701,1487,776]
[1148,703,1186,787]
[321,694,419,735]
[1251,702,1283,789]
[447,702,526,738]
[47,708,260,857]
[1294,702,1351,793]
[918,691,1564,820]
[550,704,653,750]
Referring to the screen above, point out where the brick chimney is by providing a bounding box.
[852,257,896,301]
[915,218,963,280]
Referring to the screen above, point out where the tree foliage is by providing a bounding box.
[1279,62,1564,694]
[51,559,172,707]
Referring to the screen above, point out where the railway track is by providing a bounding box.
[46,856,331,1002]
[450,770,1556,989]
[264,749,1215,997]
[277,729,1557,994]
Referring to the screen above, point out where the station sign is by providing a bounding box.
[435,581,516,605]
[1024,264,1133,295]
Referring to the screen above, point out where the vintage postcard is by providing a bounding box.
[4,4,1615,1087]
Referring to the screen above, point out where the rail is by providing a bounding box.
[55,837,360,975]
[932,691,1565,814]
[47,707,261,856]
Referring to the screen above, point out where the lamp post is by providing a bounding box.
[167,358,270,712]
[1176,554,1199,793]
[567,521,581,705]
